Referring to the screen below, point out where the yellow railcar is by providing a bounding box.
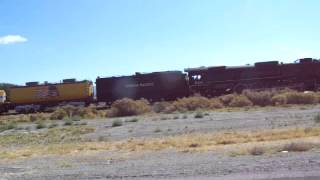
[0,90,6,103]
[10,80,93,105]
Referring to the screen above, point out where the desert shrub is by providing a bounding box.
[108,98,151,117]
[249,146,265,156]
[50,107,68,120]
[112,119,123,127]
[63,120,73,126]
[314,113,320,123]
[194,111,204,118]
[209,98,224,109]
[172,96,211,112]
[173,115,180,119]
[219,94,237,106]
[229,95,253,107]
[154,128,161,133]
[126,118,139,122]
[48,123,58,129]
[0,122,17,132]
[74,107,101,119]
[284,92,317,104]
[50,106,102,120]
[271,94,288,105]
[152,101,174,113]
[29,113,47,122]
[36,121,47,129]
[281,142,313,152]
[242,90,274,106]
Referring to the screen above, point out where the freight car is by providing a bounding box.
[9,79,94,113]
[185,58,320,96]
[96,71,189,104]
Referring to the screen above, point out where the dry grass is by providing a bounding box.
[152,101,175,113]
[172,96,212,112]
[209,98,224,109]
[0,126,95,147]
[108,98,151,117]
[0,113,51,123]
[219,94,237,106]
[243,90,275,106]
[1,127,320,159]
[284,92,318,105]
[271,94,288,105]
[50,105,104,120]
[228,95,253,107]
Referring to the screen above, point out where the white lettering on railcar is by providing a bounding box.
[35,85,60,99]
[125,82,155,88]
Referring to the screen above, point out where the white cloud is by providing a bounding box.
[0,35,27,45]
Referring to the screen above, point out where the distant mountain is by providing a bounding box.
[0,83,16,100]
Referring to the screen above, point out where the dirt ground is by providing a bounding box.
[1,105,320,180]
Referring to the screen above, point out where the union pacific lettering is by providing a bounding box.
[125,82,155,88]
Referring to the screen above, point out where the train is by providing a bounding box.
[1,57,320,114]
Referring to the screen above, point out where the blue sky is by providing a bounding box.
[1,0,319,85]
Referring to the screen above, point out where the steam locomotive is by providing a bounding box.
[1,58,319,113]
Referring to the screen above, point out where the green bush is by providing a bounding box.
[0,122,17,132]
[314,113,320,123]
[112,119,123,127]
[64,120,73,126]
[194,111,204,119]
[36,122,47,129]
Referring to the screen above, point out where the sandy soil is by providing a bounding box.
[1,105,320,180]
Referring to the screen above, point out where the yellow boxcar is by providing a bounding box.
[10,81,93,105]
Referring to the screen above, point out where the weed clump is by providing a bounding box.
[228,95,253,107]
[281,142,313,152]
[285,92,317,105]
[112,119,123,127]
[152,101,174,113]
[249,146,265,156]
[63,120,73,126]
[0,122,17,132]
[29,113,47,122]
[172,96,211,112]
[194,111,204,119]
[209,98,224,109]
[243,90,274,106]
[271,94,288,105]
[108,98,151,117]
[314,113,320,123]
[50,106,102,120]
[219,94,237,106]
[36,121,47,129]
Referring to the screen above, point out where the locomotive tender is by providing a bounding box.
[96,71,189,104]
[0,57,319,114]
